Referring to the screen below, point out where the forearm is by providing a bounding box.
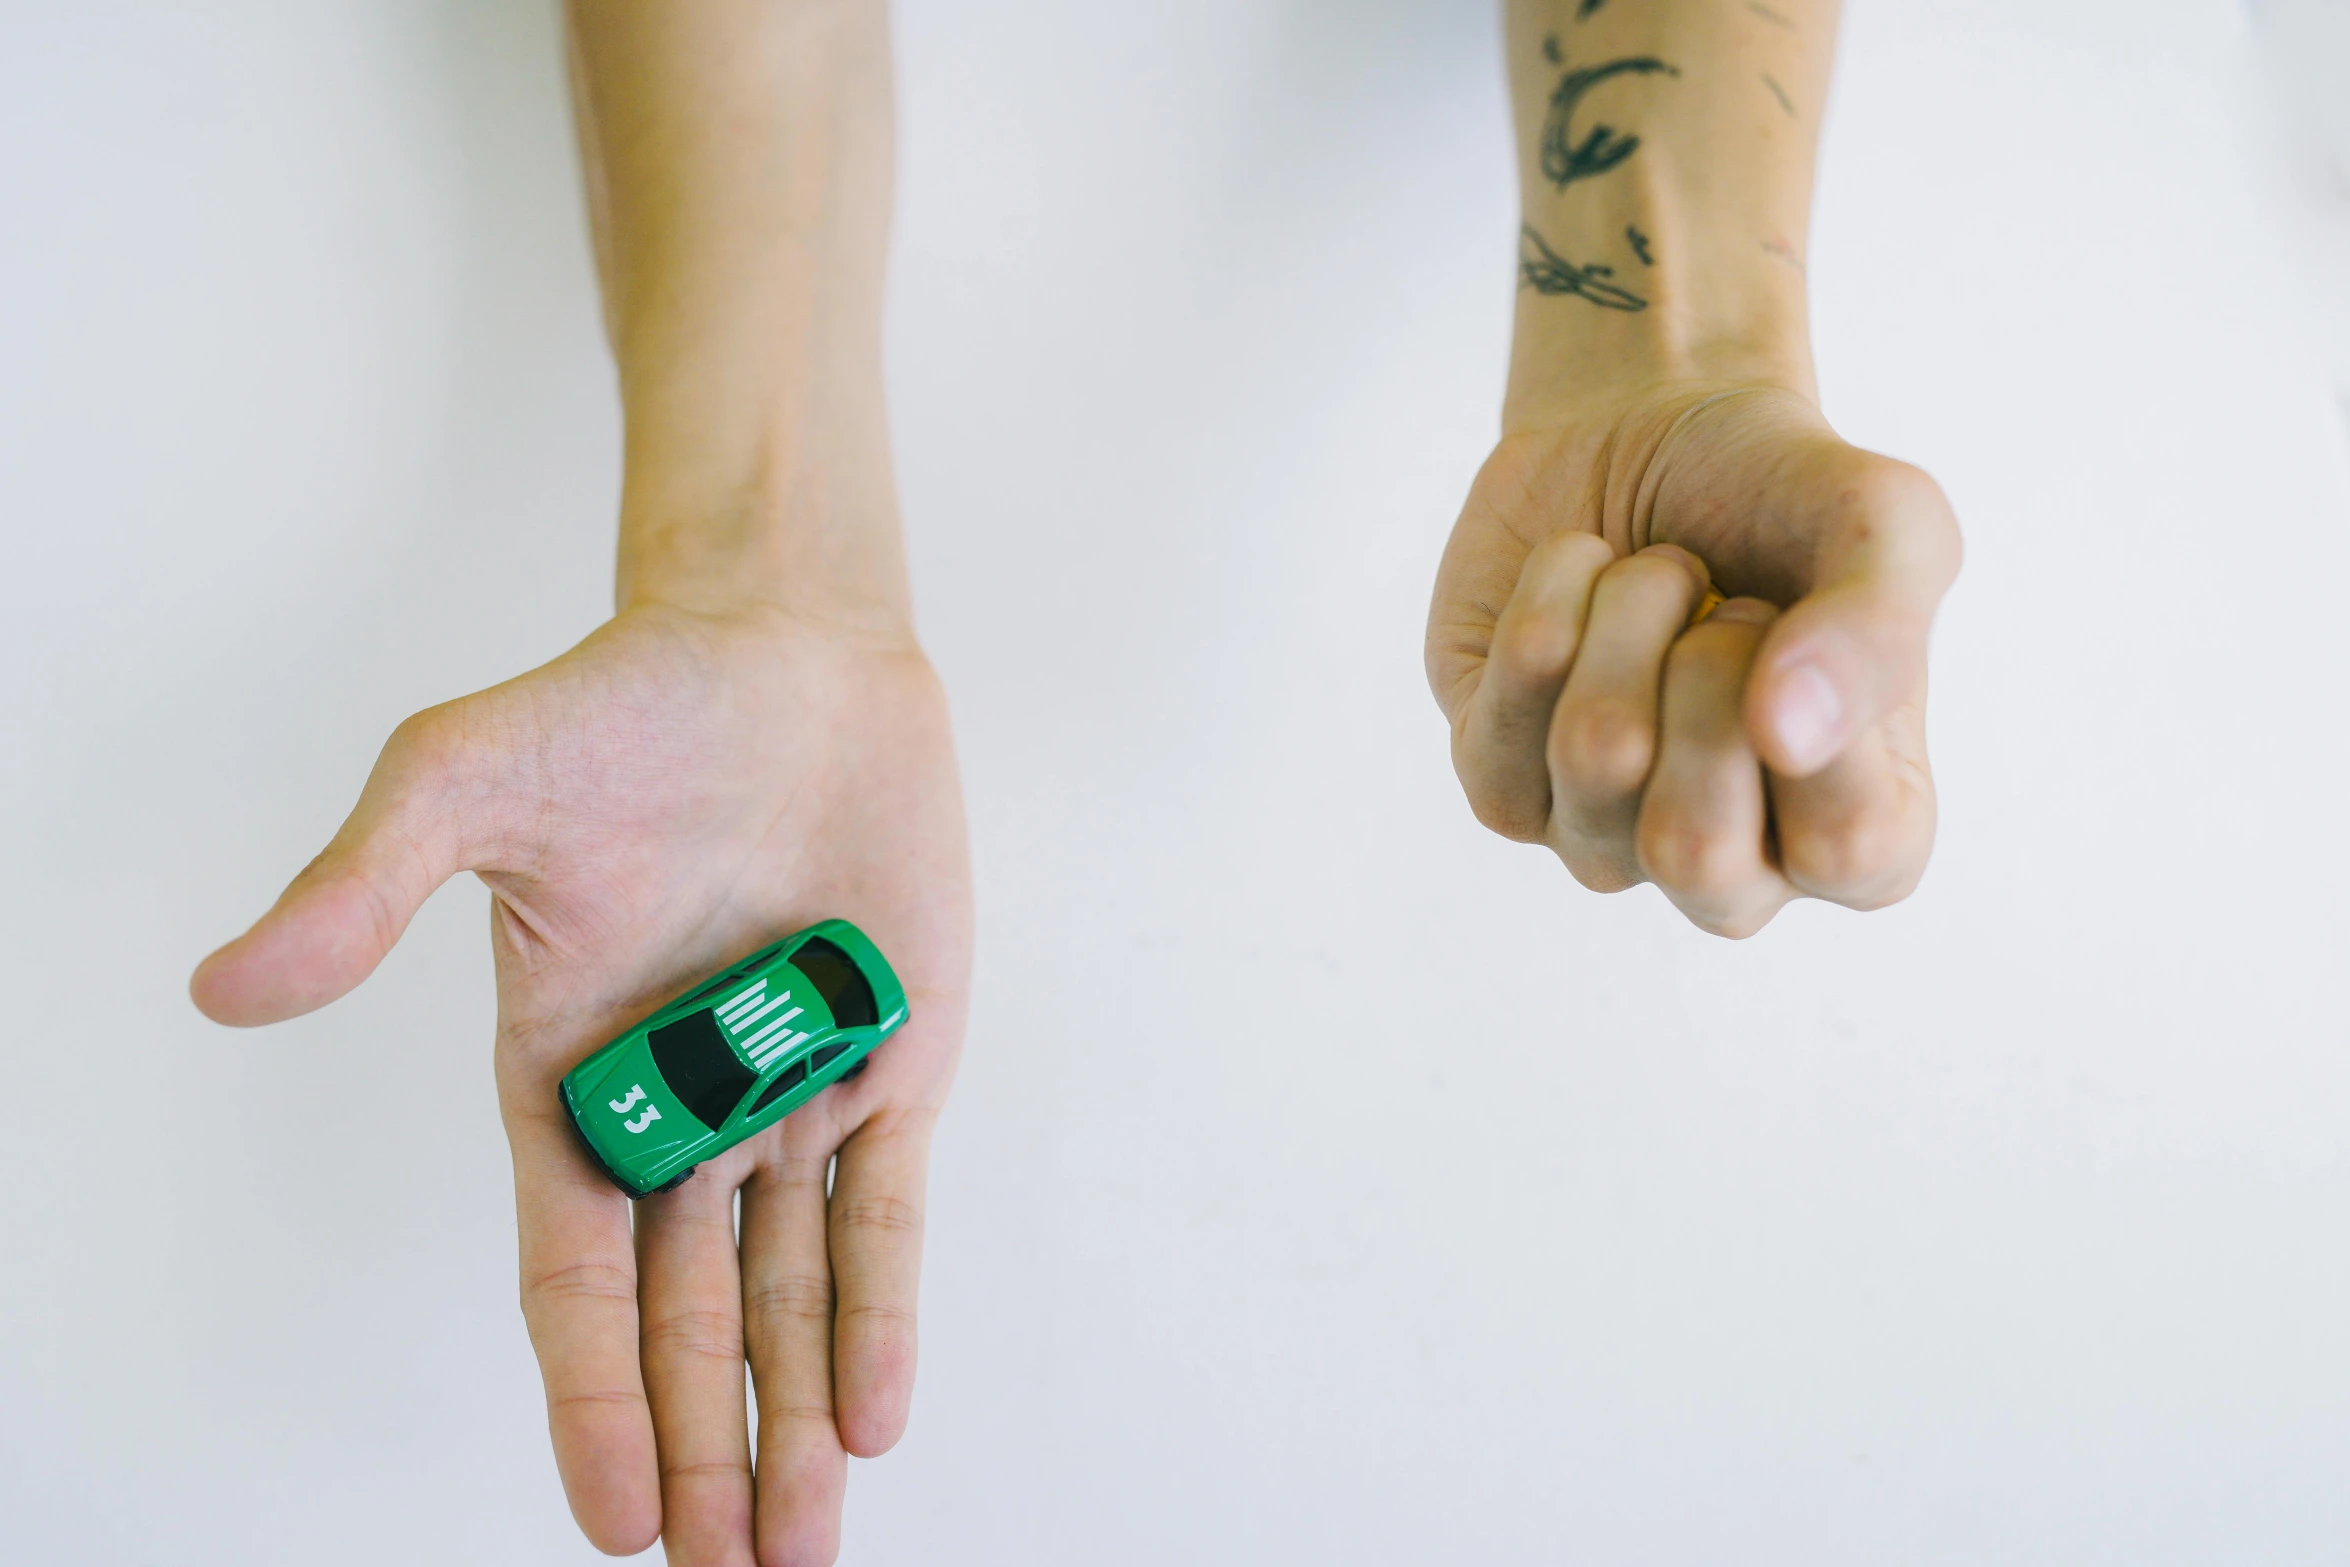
[565,0,906,627]
[1505,0,1837,427]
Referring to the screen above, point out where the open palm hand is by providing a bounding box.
[193,601,972,1564]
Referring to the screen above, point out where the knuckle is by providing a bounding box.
[831,1194,921,1240]
[1532,529,1618,586]
[1838,875,1922,913]
[745,1272,836,1327]
[546,1386,648,1417]
[341,868,414,963]
[1550,700,1655,798]
[658,1456,752,1485]
[1636,814,1751,905]
[1491,613,1575,682]
[521,1260,635,1318]
[1692,904,1779,941]
[1832,451,1938,519]
[1843,456,1963,581]
[1554,840,1642,894]
[762,1150,832,1189]
[1664,615,1760,676]
[385,704,463,777]
[1869,455,1950,519]
[1602,550,1702,609]
[376,706,476,857]
[1780,801,1920,904]
[1547,529,1617,569]
[850,1105,939,1146]
[1461,774,1548,843]
[756,1401,839,1430]
[835,1301,918,1339]
[641,1306,745,1363]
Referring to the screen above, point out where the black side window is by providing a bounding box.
[649,1009,757,1131]
[748,1059,809,1116]
[792,937,878,1028]
[673,940,788,1010]
[674,970,742,1010]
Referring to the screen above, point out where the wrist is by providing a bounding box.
[1503,312,1815,434]
[614,451,914,638]
[610,346,914,635]
[1503,169,1818,431]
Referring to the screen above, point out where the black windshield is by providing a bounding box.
[649,1009,757,1131]
[791,937,877,1028]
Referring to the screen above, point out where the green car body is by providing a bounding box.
[560,919,909,1198]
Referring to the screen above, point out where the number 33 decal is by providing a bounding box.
[607,1083,662,1134]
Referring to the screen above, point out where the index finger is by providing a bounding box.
[507,1092,662,1556]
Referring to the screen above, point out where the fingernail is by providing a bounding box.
[1774,662,1844,771]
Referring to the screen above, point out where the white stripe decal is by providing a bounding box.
[750,1031,811,1067]
[717,981,767,1022]
[740,1008,805,1053]
[752,1030,813,1067]
[733,991,795,1033]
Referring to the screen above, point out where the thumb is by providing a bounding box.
[191,713,472,1027]
[1744,454,1962,777]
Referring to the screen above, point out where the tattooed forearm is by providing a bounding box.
[1520,224,1647,311]
[1518,20,1706,312]
[1506,1,1834,360]
[1539,49,1681,190]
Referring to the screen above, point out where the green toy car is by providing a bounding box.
[560,919,908,1198]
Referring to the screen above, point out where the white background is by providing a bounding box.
[4,1,2348,1562]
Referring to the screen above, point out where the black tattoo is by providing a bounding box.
[1522,41,1676,313]
[1520,225,1648,311]
[1746,1,1797,28]
[1577,0,1608,17]
[1762,72,1796,117]
[1540,54,1681,190]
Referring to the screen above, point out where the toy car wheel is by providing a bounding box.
[651,1164,699,1196]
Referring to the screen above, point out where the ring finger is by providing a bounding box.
[742,1135,849,1566]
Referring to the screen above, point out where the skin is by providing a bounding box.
[190,4,953,1563]
[188,0,1958,1557]
[1430,0,1962,935]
